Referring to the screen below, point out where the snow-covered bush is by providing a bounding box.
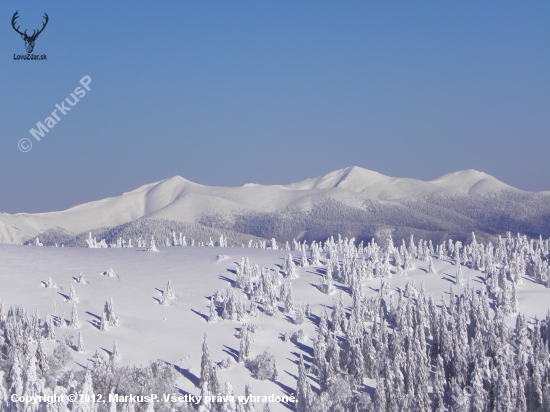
[246,349,278,381]
[291,329,306,344]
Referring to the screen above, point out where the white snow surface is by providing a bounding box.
[1,244,550,410]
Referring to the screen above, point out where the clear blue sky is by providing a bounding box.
[1,1,549,213]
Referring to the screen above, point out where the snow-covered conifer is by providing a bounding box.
[456,264,465,285]
[295,354,312,412]
[294,304,305,325]
[147,236,159,252]
[239,324,251,362]
[283,284,294,314]
[71,302,80,328]
[69,284,77,303]
[77,331,85,353]
[166,280,174,299]
[427,255,436,273]
[220,382,236,412]
[22,356,45,404]
[111,339,120,362]
[75,369,94,412]
[100,310,106,332]
[45,314,56,340]
[106,298,119,326]
[244,385,255,412]
[209,296,219,322]
[200,333,220,397]
[305,302,312,318]
[36,337,48,372]
[300,249,309,267]
[9,354,23,397]
[331,293,346,333]
[432,355,446,412]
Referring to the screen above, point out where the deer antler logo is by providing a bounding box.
[11,11,49,54]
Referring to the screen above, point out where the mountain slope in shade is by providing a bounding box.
[0,166,548,245]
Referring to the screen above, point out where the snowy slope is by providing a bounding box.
[1,242,550,410]
[429,169,517,195]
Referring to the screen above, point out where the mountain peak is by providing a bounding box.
[282,166,391,191]
[430,169,514,195]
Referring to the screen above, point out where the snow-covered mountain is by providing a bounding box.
[1,166,549,245]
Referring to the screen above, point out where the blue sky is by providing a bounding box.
[1,1,549,213]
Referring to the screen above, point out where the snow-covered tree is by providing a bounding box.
[69,284,78,303]
[166,280,174,299]
[294,304,305,325]
[209,296,219,322]
[77,331,86,353]
[71,302,80,328]
[246,349,278,381]
[456,264,465,285]
[111,339,120,362]
[147,236,159,252]
[295,354,312,412]
[239,325,252,363]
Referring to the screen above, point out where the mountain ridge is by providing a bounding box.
[1,166,548,245]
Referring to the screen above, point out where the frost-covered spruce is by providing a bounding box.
[295,354,313,412]
[209,296,219,322]
[105,298,119,326]
[147,236,159,252]
[77,272,86,284]
[111,339,120,362]
[244,385,255,412]
[31,309,41,342]
[249,299,259,317]
[100,310,107,331]
[331,293,346,333]
[310,241,322,266]
[166,280,174,299]
[427,255,436,273]
[77,331,85,353]
[71,302,80,328]
[455,264,465,285]
[238,325,251,363]
[295,304,305,325]
[300,249,309,267]
[283,284,295,315]
[69,284,77,303]
[45,314,56,340]
[200,333,220,397]
[9,354,23,397]
[35,337,48,372]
